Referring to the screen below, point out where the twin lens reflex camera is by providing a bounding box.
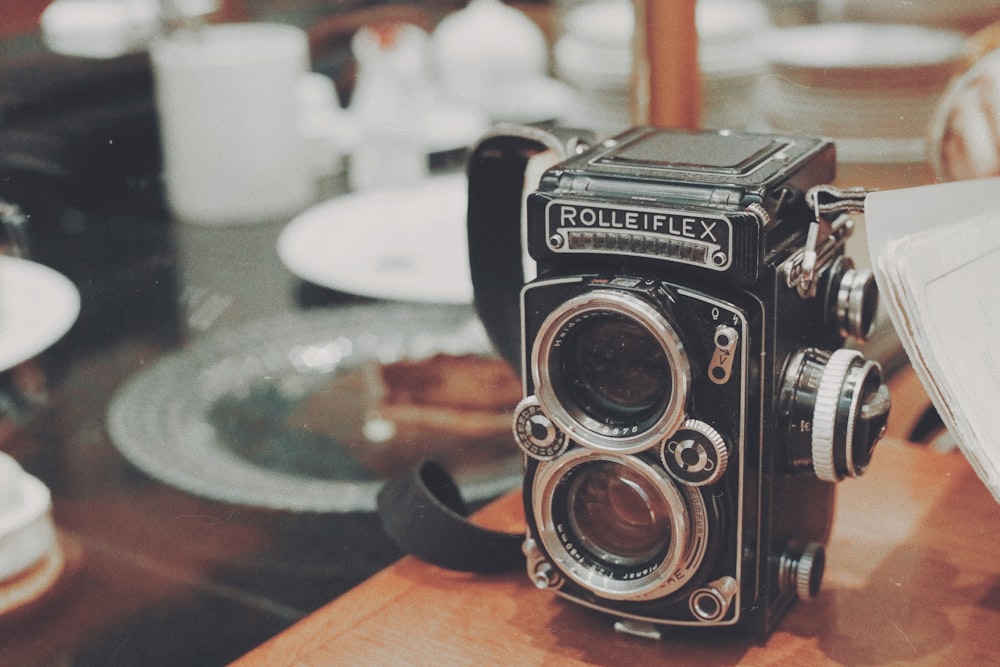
[466,126,892,637]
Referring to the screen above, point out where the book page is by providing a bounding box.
[867,178,1000,505]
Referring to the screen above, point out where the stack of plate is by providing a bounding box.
[0,452,67,620]
[760,23,967,165]
[697,0,771,131]
[832,0,1000,33]
[554,0,774,134]
[553,0,636,137]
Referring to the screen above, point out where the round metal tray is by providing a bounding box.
[107,304,521,513]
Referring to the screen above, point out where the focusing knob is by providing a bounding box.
[780,348,891,482]
[513,396,570,460]
[660,419,728,486]
[812,349,890,481]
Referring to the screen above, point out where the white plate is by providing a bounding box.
[0,256,80,372]
[277,175,473,304]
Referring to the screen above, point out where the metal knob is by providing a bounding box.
[779,542,826,601]
[512,396,569,460]
[660,419,729,487]
[779,348,890,482]
[825,257,879,342]
[812,349,890,482]
[523,539,562,590]
[689,576,738,622]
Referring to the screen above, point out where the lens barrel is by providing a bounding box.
[532,449,710,601]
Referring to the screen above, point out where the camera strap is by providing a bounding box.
[465,123,595,368]
[376,125,595,574]
[376,460,524,573]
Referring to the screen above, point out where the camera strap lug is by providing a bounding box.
[805,184,870,217]
[783,185,876,298]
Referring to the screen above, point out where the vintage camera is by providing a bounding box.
[467,126,891,637]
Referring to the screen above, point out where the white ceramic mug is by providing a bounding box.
[151,23,314,226]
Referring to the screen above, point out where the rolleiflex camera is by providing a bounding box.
[465,126,891,637]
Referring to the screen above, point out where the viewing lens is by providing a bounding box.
[561,313,671,426]
[567,460,672,566]
[532,288,690,453]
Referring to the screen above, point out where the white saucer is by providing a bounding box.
[277,175,473,304]
[0,257,80,372]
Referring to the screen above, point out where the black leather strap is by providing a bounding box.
[376,460,523,573]
[377,126,595,575]
[466,124,595,368]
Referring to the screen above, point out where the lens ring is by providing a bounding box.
[532,289,690,454]
[532,449,709,601]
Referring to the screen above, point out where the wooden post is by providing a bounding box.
[636,0,701,129]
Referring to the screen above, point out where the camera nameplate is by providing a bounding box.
[544,200,733,271]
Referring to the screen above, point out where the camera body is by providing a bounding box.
[500,127,890,636]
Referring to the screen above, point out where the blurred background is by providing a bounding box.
[1,1,999,665]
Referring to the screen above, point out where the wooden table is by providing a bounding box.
[234,433,1000,666]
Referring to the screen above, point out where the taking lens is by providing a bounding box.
[567,459,672,566]
[561,312,672,426]
[533,450,711,600]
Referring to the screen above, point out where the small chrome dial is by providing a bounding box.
[824,257,879,342]
[660,419,729,487]
[513,396,570,461]
[778,542,826,601]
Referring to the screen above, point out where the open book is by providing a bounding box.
[867,177,1000,505]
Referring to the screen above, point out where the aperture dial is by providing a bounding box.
[513,396,570,461]
[779,348,891,481]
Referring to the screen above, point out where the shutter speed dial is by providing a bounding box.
[779,348,891,482]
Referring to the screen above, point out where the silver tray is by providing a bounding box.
[107,304,522,513]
